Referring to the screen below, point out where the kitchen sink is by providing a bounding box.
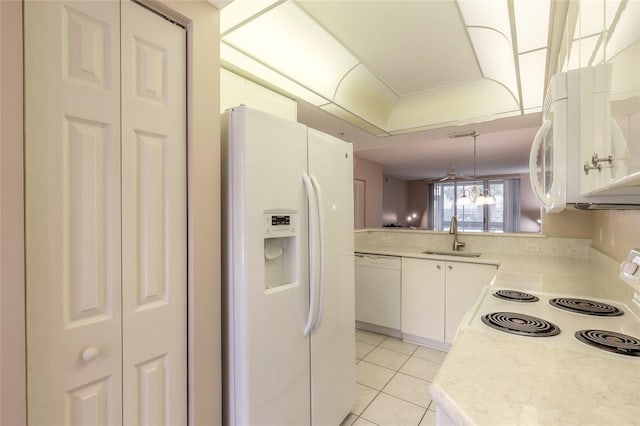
[422,250,482,258]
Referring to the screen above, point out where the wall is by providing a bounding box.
[382,176,408,225]
[541,208,594,239]
[354,155,383,228]
[592,210,640,261]
[519,173,542,232]
[407,180,429,228]
[0,1,25,424]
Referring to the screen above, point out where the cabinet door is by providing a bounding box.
[401,258,445,341]
[445,262,497,343]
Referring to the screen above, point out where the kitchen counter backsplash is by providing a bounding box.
[355,228,592,258]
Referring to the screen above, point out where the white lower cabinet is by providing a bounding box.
[444,262,497,342]
[401,257,497,346]
[401,258,445,342]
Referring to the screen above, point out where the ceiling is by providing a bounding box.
[220,0,557,180]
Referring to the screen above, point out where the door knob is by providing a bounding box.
[448,265,453,270]
[82,346,99,362]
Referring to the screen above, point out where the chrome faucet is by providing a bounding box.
[449,216,466,251]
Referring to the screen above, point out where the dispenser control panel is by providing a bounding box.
[264,212,297,238]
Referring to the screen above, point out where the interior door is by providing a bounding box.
[26,1,187,424]
[25,2,123,424]
[307,128,355,426]
[121,2,187,424]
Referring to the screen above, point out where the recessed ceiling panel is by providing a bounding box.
[297,0,481,96]
[223,1,359,99]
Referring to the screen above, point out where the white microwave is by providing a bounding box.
[529,66,640,213]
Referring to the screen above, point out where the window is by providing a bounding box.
[431,179,520,233]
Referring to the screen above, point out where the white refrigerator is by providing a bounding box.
[222,106,355,426]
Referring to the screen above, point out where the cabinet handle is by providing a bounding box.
[448,265,453,270]
[82,346,99,363]
[436,265,441,269]
[584,152,623,175]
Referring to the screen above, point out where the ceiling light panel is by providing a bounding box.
[606,0,640,60]
[566,39,581,71]
[298,0,481,96]
[467,27,519,99]
[580,34,601,66]
[220,42,328,106]
[220,0,281,34]
[579,0,605,38]
[514,0,550,52]
[519,49,547,109]
[457,0,511,41]
[222,1,359,100]
[606,0,623,31]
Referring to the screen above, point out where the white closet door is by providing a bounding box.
[25,1,122,424]
[120,2,187,425]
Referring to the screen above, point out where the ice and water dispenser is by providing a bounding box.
[263,211,297,290]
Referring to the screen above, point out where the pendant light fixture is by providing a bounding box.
[453,131,496,206]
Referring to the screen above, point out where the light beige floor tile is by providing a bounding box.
[379,337,418,355]
[352,383,379,415]
[419,409,436,426]
[340,413,358,426]
[382,373,431,408]
[363,347,410,371]
[356,340,376,359]
[361,392,425,426]
[356,330,386,346]
[400,357,440,382]
[412,346,447,364]
[353,418,377,426]
[356,361,396,390]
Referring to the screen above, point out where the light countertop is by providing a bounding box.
[429,328,640,426]
[355,243,640,425]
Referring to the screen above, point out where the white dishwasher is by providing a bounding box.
[354,253,401,333]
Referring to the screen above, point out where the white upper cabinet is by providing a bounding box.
[578,0,640,194]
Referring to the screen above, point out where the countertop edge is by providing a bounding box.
[428,383,476,426]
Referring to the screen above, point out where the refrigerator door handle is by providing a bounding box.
[302,172,319,336]
[309,174,325,333]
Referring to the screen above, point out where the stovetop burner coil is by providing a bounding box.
[549,298,623,317]
[574,330,640,357]
[492,289,539,302]
[481,312,560,337]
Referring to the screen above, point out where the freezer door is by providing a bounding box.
[225,106,311,425]
[307,128,355,426]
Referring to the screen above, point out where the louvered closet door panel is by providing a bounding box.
[25,2,122,425]
[120,2,188,425]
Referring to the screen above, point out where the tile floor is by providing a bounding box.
[341,329,448,426]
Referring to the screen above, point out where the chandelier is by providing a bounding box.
[454,131,495,206]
